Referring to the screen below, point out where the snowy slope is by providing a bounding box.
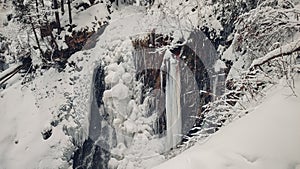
[0,68,75,169]
[0,5,152,169]
[153,74,300,169]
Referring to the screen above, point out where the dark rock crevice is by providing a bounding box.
[73,65,112,169]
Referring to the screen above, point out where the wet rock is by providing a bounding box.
[42,128,53,140]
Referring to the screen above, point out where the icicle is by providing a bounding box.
[136,0,140,6]
[213,74,218,101]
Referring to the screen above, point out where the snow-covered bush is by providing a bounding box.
[234,0,299,61]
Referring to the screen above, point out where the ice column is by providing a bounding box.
[164,50,182,151]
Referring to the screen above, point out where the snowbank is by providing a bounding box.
[0,80,72,169]
[153,74,300,169]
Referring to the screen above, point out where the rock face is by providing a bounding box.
[73,65,115,169]
[73,137,110,169]
[133,31,224,146]
[0,34,8,72]
[72,30,225,168]
[0,58,6,71]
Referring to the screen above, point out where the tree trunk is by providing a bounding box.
[53,0,61,34]
[41,0,44,7]
[68,0,72,24]
[30,17,44,58]
[61,0,65,15]
[0,65,23,86]
[89,0,95,5]
[35,0,39,13]
[45,15,58,50]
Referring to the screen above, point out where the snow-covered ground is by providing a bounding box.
[0,68,75,169]
[154,74,300,169]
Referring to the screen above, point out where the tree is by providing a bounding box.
[61,0,64,14]
[53,0,61,33]
[30,16,45,58]
[35,0,39,12]
[233,0,299,61]
[68,0,72,24]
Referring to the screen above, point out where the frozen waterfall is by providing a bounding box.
[164,50,182,151]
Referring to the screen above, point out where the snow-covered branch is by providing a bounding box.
[250,39,300,69]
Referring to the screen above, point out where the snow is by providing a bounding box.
[122,72,133,85]
[103,80,130,120]
[105,63,126,86]
[0,82,72,169]
[0,66,80,169]
[0,1,17,36]
[213,59,226,72]
[221,34,239,62]
[61,2,109,32]
[154,74,300,169]
[108,81,129,100]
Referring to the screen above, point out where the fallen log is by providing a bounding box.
[0,64,23,86]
